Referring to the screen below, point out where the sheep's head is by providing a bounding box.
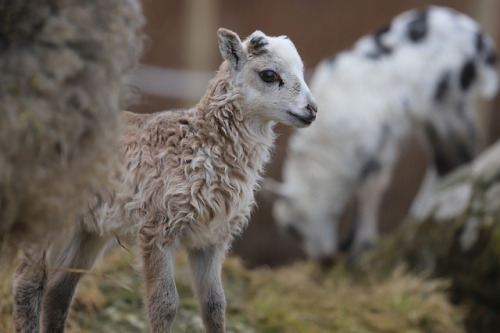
[264,177,338,266]
[218,28,317,127]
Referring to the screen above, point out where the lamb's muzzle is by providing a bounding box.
[307,103,318,118]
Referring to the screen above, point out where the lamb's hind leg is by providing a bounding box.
[13,252,48,333]
[40,231,110,333]
[188,244,227,333]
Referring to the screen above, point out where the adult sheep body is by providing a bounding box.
[269,6,498,262]
[13,29,317,333]
[0,0,143,256]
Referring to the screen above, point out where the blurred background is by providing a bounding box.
[130,0,500,267]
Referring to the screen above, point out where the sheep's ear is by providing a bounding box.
[218,28,246,70]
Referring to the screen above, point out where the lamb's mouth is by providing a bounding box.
[287,111,315,125]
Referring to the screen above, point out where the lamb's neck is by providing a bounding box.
[195,61,276,173]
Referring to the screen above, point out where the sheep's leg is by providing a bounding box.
[409,166,438,218]
[40,231,110,333]
[141,242,178,333]
[351,166,392,260]
[13,252,47,333]
[339,199,359,252]
[188,244,227,333]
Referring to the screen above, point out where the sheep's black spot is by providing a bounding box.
[454,141,474,166]
[459,60,476,91]
[407,10,428,42]
[434,72,450,102]
[360,159,381,181]
[452,127,476,169]
[286,224,303,242]
[248,36,268,56]
[366,24,392,59]
[375,24,391,37]
[486,49,497,66]
[424,124,475,177]
[425,125,452,176]
[476,32,485,53]
[474,32,497,67]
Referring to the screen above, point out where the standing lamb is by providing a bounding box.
[13,28,317,333]
[0,0,144,258]
[267,6,498,264]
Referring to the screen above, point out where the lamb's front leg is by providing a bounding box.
[188,244,227,333]
[141,240,178,333]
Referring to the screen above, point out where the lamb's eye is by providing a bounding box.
[259,70,281,83]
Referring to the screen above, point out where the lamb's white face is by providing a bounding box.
[218,29,317,127]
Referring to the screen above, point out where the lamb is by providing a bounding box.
[267,6,498,264]
[13,28,317,333]
[0,0,144,258]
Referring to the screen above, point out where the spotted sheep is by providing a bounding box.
[13,28,317,333]
[267,6,498,264]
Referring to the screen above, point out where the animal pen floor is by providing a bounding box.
[0,246,466,333]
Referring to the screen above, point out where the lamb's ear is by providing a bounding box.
[218,28,246,71]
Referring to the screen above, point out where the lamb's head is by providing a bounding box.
[218,28,317,127]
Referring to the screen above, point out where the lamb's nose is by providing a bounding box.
[306,103,318,118]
